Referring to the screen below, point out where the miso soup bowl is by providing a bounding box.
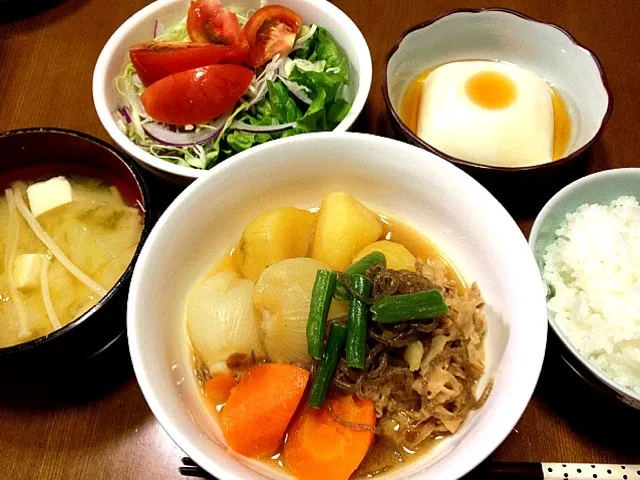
[0,128,151,373]
[383,8,612,211]
[128,132,547,480]
[93,0,372,185]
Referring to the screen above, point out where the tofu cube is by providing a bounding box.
[14,254,44,292]
[27,176,73,217]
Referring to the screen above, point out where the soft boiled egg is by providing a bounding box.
[417,61,554,167]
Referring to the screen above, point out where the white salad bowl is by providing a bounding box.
[128,133,547,480]
[93,0,372,184]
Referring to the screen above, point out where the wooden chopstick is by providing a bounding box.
[462,461,544,478]
[180,458,215,479]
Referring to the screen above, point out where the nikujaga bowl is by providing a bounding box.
[128,132,547,480]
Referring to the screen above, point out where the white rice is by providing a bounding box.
[543,196,640,394]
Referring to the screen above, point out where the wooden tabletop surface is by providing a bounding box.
[2,0,640,478]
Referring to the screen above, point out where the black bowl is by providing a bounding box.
[0,128,151,373]
[381,8,613,214]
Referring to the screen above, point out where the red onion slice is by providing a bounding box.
[153,20,164,38]
[143,123,220,146]
[118,107,132,124]
[230,121,297,133]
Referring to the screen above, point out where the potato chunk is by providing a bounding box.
[311,192,383,270]
[239,206,316,281]
[353,240,416,271]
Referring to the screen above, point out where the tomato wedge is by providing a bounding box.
[129,41,247,86]
[187,0,249,54]
[140,64,253,125]
[243,5,302,68]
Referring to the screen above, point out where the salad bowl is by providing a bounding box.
[93,0,372,184]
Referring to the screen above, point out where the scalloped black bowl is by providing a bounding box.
[382,8,612,212]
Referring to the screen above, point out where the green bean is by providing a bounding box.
[334,251,386,300]
[308,323,348,408]
[307,269,338,359]
[371,290,447,323]
[346,275,372,369]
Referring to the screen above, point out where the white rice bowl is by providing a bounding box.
[543,196,640,393]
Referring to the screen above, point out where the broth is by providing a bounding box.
[193,211,468,478]
[399,62,572,160]
[379,214,465,293]
[0,176,143,347]
[353,435,437,478]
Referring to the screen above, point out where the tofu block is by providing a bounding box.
[27,176,73,217]
[14,254,44,292]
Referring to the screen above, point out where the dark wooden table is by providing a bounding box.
[2,0,640,478]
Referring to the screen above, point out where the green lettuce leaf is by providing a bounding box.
[288,66,345,102]
[314,27,347,73]
[205,102,250,167]
[288,27,350,102]
[293,27,319,60]
[294,89,327,133]
[327,98,351,128]
[267,80,302,123]
[205,28,352,162]
[243,80,303,127]
[226,131,272,153]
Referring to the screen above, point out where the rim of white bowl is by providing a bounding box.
[128,132,548,480]
[93,0,372,181]
[530,167,640,405]
[382,7,613,173]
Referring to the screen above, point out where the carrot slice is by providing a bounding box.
[220,363,310,458]
[204,373,237,404]
[283,395,376,480]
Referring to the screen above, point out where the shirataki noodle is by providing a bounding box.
[331,260,491,449]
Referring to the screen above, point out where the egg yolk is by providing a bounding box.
[465,71,517,109]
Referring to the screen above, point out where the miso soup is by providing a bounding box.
[0,175,143,348]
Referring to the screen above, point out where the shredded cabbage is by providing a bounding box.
[283,58,326,77]
[154,16,189,41]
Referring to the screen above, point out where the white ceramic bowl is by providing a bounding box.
[128,132,547,480]
[383,8,612,174]
[530,169,640,410]
[93,0,372,184]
